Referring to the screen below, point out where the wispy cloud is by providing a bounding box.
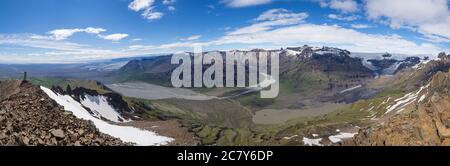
[167,6,176,11]
[141,8,164,20]
[180,35,202,41]
[227,9,308,35]
[0,33,157,63]
[351,24,373,29]
[365,0,450,42]
[125,8,444,55]
[128,0,164,21]
[162,0,176,11]
[1,3,448,64]
[99,33,129,41]
[35,27,128,42]
[222,0,272,8]
[153,8,442,55]
[0,34,87,51]
[327,14,359,21]
[128,0,154,11]
[47,27,106,40]
[318,0,359,13]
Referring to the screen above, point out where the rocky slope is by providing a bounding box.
[0,80,127,146]
[343,63,450,146]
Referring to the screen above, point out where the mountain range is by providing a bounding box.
[1,46,449,146]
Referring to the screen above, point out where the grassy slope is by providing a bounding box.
[28,74,410,146]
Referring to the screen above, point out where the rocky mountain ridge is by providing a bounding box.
[343,58,450,146]
[0,80,127,146]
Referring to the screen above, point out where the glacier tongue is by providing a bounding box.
[40,86,173,146]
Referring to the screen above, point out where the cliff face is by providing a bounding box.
[344,70,450,146]
[0,80,127,146]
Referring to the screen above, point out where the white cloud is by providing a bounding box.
[181,35,202,41]
[142,8,164,20]
[162,0,175,5]
[351,24,372,29]
[128,0,164,21]
[47,27,106,40]
[212,23,442,55]
[0,34,87,51]
[228,9,308,35]
[201,8,443,55]
[2,6,448,63]
[95,8,432,56]
[45,27,129,42]
[319,0,358,13]
[168,6,176,11]
[132,8,442,55]
[366,0,450,42]
[327,14,358,21]
[222,0,272,8]
[128,0,154,11]
[99,33,129,41]
[256,8,308,22]
[84,27,107,34]
[0,34,154,63]
[162,0,176,11]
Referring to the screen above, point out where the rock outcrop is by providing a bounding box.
[343,70,450,146]
[0,80,127,146]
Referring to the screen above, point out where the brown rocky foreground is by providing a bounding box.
[0,80,128,146]
[343,70,450,146]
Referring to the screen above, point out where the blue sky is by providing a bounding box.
[0,0,449,63]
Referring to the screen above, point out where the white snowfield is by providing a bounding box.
[80,95,128,123]
[328,132,357,143]
[385,84,429,115]
[302,137,323,146]
[41,86,173,146]
[285,49,301,56]
[340,85,362,94]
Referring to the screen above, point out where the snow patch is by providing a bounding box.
[302,137,323,146]
[381,97,391,105]
[285,49,301,56]
[385,84,429,114]
[362,59,378,71]
[412,60,431,69]
[283,135,298,140]
[385,92,416,114]
[328,132,357,143]
[41,86,173,146]
[80,95,129,123]
[340,85,362,94]
[418,94,427,103]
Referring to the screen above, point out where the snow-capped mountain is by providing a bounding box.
[281,45,351,59]
[362,56,423,75]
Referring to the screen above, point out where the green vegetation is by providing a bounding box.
[30,77,112,94]
[27,75,412,146]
